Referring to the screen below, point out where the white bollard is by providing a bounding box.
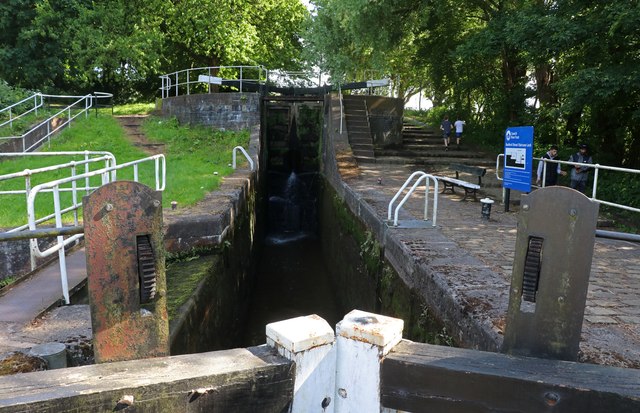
[266,314,337,413]
[334,310,404,413]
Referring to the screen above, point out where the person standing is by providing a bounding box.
[440,115,452,150]
[536,145,566,187]
[569,143,593,193]
[453,116,466,150]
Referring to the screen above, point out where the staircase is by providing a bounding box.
[376,119,489,166]
[376,118,506,200]
[342,95,375,163]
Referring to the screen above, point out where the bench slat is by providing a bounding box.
[449,163,487,177]
[437,176,480,190]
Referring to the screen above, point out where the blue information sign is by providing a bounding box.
[503,126,533,192]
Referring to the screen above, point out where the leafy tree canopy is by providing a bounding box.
[0,0,309,102]
[305,0,640,167]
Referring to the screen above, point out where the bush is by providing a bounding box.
[0,80,36,109]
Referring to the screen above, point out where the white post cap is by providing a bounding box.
[266,314,335,353]
[336,309,404,355]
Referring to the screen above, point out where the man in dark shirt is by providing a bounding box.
[569,144,593,193]
[536,145,567,187]
[440,116,452,150]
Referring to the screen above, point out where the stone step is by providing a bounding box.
[347,121,370,129]
[348,129,371,136]
[350,137,373,145]
[375,155,495,167]
[377,149,488,159]
[354,155,377,164]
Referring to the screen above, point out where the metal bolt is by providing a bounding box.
[558,296,565,304]
[543,392,560,406]
[569,208,577,217]
[105,203,114,211]
[152,199,161,208]
[522,204,529,211]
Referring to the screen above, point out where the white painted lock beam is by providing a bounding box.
[334,309,404,412]
[266,314,336,413]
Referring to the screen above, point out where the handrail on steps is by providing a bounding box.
[232,146,254,171]
[388,171,439,227]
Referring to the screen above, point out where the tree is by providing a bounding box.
[161,0,308,70]
[0,0,309,102]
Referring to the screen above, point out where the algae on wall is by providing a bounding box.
[320,181,454,345]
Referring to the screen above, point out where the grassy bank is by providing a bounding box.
[0,111,249,228]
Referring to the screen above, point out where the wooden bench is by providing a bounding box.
[438,176,481,200]
[439,163,487,201]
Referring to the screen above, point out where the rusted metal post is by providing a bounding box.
[83,181,169,363]
[502,187,599,361]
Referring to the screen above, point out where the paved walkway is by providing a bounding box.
[0,248,87,353]
[348,162,640,368]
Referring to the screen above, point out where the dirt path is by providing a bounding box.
[115,115,165,155]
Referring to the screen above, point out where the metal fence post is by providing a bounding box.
[52,185,70,304]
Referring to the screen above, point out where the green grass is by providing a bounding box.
[142,116,249,206]
[0,113,249,228]
[0,109,60,137]
[112,102,156,115]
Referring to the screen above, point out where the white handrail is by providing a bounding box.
[0,93,44,128]
[0,155,114,184]
[0,93,113,153]
[1,152,117,234]
[339,84,344,135]
[388,171,439,227]
[232,146,255,171]
[496,153,640,213]
[159,65,267,98]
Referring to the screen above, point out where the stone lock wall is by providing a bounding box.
[160,93,261,131]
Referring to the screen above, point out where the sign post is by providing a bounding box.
[503,127,534,211]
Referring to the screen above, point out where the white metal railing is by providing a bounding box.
[496,154,640,213]
[0,93,44,128]
[232,146,255,171]
[388,171,439,227]
[338,84,344,135]
[160,65,268,98]
[1,151,117,234]
[17,154,166,304]
[0,93,113,153]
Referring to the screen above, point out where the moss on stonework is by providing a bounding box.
[165,254,219,320]
[378,263,455,346]
[331,194,382,277]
